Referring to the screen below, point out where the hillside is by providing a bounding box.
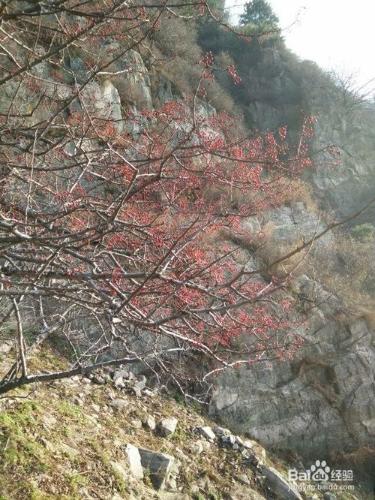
[0,0,375,498]
[0,347,367,500]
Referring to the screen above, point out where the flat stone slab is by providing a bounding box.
[138,448,175,490]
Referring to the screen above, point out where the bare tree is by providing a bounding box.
[0,0,317,396]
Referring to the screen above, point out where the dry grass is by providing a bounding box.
[308,230,375,318]
[276,178,319,215]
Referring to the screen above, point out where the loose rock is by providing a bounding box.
[110,398,127,411]
[260,465,302,500]
[158,417,178,437]
[124,444,144,480]
[143,414,156,431]
[139,448,175,490]
[195,426,216,442]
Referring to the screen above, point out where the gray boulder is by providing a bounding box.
[195,426,216,442]
[138,448,175,490]
[260,466,302,500]
[157,417,178,437]
[143,414,156,431]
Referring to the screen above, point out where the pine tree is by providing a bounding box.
[239,0,279,27]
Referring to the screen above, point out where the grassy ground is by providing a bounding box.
[0,349,270,499]
[0,348,368,500]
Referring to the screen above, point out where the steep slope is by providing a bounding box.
[0,347,308,499]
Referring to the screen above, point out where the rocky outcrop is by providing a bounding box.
[209,199,375,463]
[300,88,375,227]
[97,45,153,110]
[79,79,124,133]
[210,277,375,461]
[233,42,375,225]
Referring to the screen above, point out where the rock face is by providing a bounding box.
[260,203,333,249]
[210,199,375,460]
[100,45,153,110]
[210,294,375,459]
[308,102,375,225]
[80,79,124,134]
[240,45,375,226]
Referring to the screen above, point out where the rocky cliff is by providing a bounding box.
[196,26,375,486]
[209,201,375,480]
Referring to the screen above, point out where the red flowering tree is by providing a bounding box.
[0,0,315,396]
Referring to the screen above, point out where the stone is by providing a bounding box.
[173,447,189,462]
[260,466,302,500]
[100,46,152,109]
[236,473,251,485]
[190,439,211,454]
[143,415,156,431]
[113,368,133,389]
[143,388,157,398]
[242,450,260,466]
[158,417,178,437]
[220,434,237,448]
[190,440,205,455]
[131,419,143,429]
[91,375,106,385]
[110,398,128,411]
[113,368,131,382]
[114,377,125,389]
[213,425,232,438]
[241,439,256,450]
[138,448,175,490]
[68,56,88,84]
[195,426,216,442]
[124,444,144,480]
[78,80,124,134]
[131,375,147,397]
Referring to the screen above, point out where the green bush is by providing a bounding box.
[351,223,375,241]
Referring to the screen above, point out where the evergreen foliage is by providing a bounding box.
[239,0,279,27]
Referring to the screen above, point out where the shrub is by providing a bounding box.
[351,223,375,242]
